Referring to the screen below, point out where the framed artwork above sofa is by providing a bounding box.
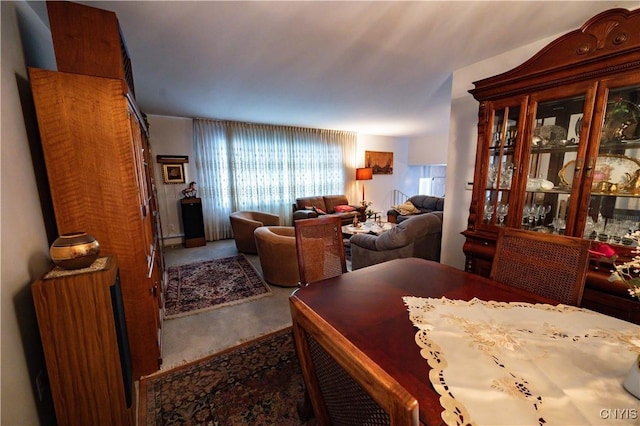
[365,150,393,175]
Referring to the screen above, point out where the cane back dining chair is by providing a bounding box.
[290,298,419,425]
[294,216,347,286]
[490,227,591,306]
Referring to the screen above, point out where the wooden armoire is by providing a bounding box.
[30,0,164,384]
[463,8,640,324]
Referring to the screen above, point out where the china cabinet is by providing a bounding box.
[30,1,164,380]
[463,8,640,324]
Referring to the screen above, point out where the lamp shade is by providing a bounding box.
[356,167,373,181]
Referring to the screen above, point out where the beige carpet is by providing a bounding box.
[159,240,296,371]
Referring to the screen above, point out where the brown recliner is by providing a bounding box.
[254,226,300,287]
[229,211,280,254]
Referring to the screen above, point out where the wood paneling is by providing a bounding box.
[32,258,135,425]
[30,67,162,378]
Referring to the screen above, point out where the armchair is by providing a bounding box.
[350,212,442,270]
[254,226,300,287]
[229,211,280,254]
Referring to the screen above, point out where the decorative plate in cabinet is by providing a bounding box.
[559,154,640,194]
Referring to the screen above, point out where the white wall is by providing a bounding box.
[356,134,411,218]
[148,115,194,246]
[2,1,58,423]
[408,132,449,165]
[441,34,559,269]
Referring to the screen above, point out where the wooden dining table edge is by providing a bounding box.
[289,258,565,425]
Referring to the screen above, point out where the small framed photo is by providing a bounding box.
[162,163,185,184]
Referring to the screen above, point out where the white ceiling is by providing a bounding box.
[63,1,640,137]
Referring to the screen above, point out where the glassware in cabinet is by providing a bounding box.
[517,79,599,236]
[582,83,640,246]
[481,101,524,227]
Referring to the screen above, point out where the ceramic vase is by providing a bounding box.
[623,355,640,400]
[49,232,100,270]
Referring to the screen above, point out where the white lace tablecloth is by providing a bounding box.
[403,297,640,425]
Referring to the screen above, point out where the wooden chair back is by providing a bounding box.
[290,298,419,425]
[294,216,347,286]
[490,228,591,306]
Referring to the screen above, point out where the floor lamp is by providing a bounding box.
[356,167,373,202]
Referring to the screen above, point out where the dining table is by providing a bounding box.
[289,257,640,425]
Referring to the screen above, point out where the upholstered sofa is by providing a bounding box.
[387,195,444,223]
[293,195,365,225]
[350,211,443,270]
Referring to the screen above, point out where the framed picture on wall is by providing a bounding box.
[365,150,394,175]
[162,163,185,184]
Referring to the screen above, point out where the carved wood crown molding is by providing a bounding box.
[577,9,633,55]
[527,8,640,71]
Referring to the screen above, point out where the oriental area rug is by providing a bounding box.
[139,327,310,425]
[164,255,271,319]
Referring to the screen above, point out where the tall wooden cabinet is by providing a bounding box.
[30,1,164,380]
[32,257,135,425]
[463,8,640,324]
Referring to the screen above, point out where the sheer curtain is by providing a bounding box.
[193,119,357,241]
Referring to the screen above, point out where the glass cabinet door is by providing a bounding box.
[581,82,640,247]
[481,98,526,228]
[518,82,597,236]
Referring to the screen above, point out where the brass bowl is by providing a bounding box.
[49,232,100,269]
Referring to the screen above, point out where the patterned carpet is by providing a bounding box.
[164,255,271,319]
[139,327,310,425]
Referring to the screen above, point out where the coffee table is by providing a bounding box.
[342,221,394,236]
